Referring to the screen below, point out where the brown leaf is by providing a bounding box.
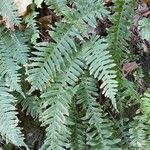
[38,15,52,30]
[123,62,139,76]
[141,0,150,4]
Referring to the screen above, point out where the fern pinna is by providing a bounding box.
[0,0,150,150]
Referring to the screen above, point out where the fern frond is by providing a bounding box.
[141,90,150,120]
[118,77,140,114]
[72,0,108,29]
[20,95,42,119]
[40,85,77,150]
[0,27,28,93]
[86,102,121,150]
[128,116,150,149]
[0,81,27,148]
[83,36,118,109]
[27,0,109,90]
[24,12,40,44]
[118,90,150,149]
[0,0,20,26]
[44,0,70,16]
[138,18,150,41]
[108,0,137,64]
[37,47,85,149]
[76,75,121,149]
[46,0,108,35]
[8,31,29,64]
[26,25,83,90]
[70,98,87,150]
[34,0,44,7]
[0,57,21,93]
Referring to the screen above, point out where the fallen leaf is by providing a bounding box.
[123,62,139,77]
[14,0,32,16]
[38,15,52,30]
[141,0,150,4]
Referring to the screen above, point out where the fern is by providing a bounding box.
[0,27,28,94]
[40,85,77,150]
[26,23,81,90]
[83,37,118,109]
[108,0,137,64]
[76,75,121,149]
[27,0,108,90]
[138,18,150,41]
[34,0,44,7]
[39,45,85,149]
[141,91,150,121]
[1,0,149,149]
[128,116,150,149]
[24,12,40,44]
[19,95,42,119]
[0,81,27,149]
[0,0,20,26]
[69,98,87,150]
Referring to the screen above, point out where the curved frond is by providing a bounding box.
[83,37,118,109]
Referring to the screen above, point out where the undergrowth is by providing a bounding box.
[0,0,150,150]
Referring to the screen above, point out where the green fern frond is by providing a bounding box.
[118,90,150,149]
[118,77,140,114]
[60,52,86,86]
[40,85,77,150]
[0,28,28,64]
[74,0,108,27]
[34,0,44,7]
[0,0,20,26]
[45,0,71,17]
[128,116,150,150]
[9,31,29,65]
[83,36,118,109]
[45,0,108,35]
[141,90,150,120]
[86,102,122,150]
[108,0,137,64]
[27,0,109,90]
[26,23,82,90]
[138,18,150,41]
[69,98,87,150]
[24,12,40,44]
[0,81,27,149]
[0,27,28,93]
[76,75,121,149]
[0,56,21,93]
[20,95,42,119]
[37,47,85,149]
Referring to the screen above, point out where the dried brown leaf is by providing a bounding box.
[123,62,139,76]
